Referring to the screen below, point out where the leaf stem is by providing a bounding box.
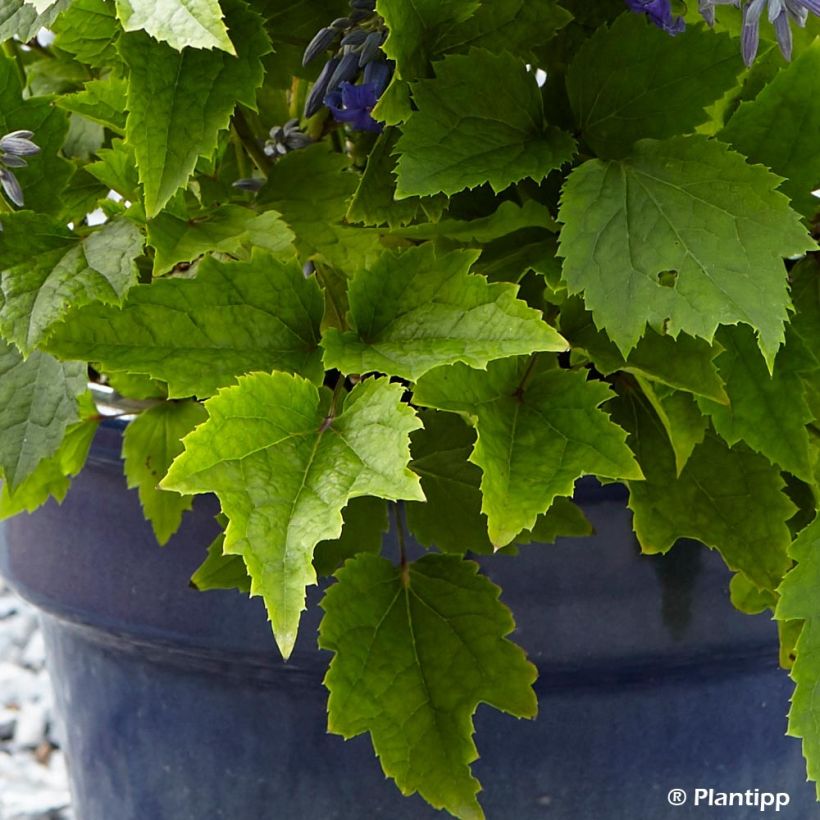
[321,372,347,431]
[393,502,409,582]
[513,353,540,401]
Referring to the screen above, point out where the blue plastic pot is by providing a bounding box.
[0,422,815,819]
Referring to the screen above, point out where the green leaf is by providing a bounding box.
[0,402,99,519]
[721,39,820,219]
[313,496,389,577]
[566,13,741,158]
[53,0,121,69]
[190,525,251,593]
[319,552,537,820]
[45,251,324,398]
[514,496,593,545]
[391,200,557,243]
[0,0,71,42]
[0,215,144,355]
[785,618,820,797]
[406,409,493,554]
[635,378,708,475]
[86,138,141,202]
[115,0,235,53]
[433,0,572,63]
[322,244,567,381]
[407,410,591,554]
[557,135,815,366]
[559,295,728,403]
[347,127,430,228]
[696,324,813,481]
[122,400,208,545]
[148,204,295,276]
[162,373,424,657]
[258,144,384,271]
[395,49,576,198]
[375,0,480,80]
[0,55,72,214]
[730,571,776,616]
[776,517,820,797]
[57,76,128,134]
[614,390,793,591]
[0,341,87,490]
[414,358,642,546]
[120,0,270,216]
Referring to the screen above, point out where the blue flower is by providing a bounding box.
[625,0,686,34]
[325,82,383,132]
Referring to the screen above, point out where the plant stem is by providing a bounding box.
[320,372,347,431]
[230,126,250,180]
[231,108,272,174]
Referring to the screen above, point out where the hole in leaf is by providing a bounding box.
[657,270,678,288]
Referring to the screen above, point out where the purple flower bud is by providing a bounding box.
[303,26,339,67]
[0,154,27,168]
[741,0,766,66]
[362,60,392,97]
[304,57,340,118]
[0,132,40,157]
[0,168,24,207]
[326,51,361,94]
[232,178,265,192]
[358,31,384,67]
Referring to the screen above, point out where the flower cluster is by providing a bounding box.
[302,0,392,132]
[0,130,39,208]
[264,119,312,158]
[739,0,820,65]
[626,0,820,65]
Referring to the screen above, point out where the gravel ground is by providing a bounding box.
[0,579,72,820]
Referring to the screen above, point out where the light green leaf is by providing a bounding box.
[322,244,567,381]
[120,0,270,216]
[0,215,144,355]
[729,571,777,616]
[375,0,480,80]
[0,55,72,213]
[162,373,424,658]
[559,295,728,403]
[558,135,815,366]
[566,13,741,158]
[615,390,793,591]
[57,76,128,134]
[696,324,813,481]
[313,496,389,576]
[45,251,324,398]
[0,341,87,490]
[414,358,642,546]
[122,400,208,545]
[777,517,820,622]
[320,552,537,820]
[148,204,296,276]
[0,402,99,519]
[115,0,235,53]
[721,39,820,218]
[395,49,576,198]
